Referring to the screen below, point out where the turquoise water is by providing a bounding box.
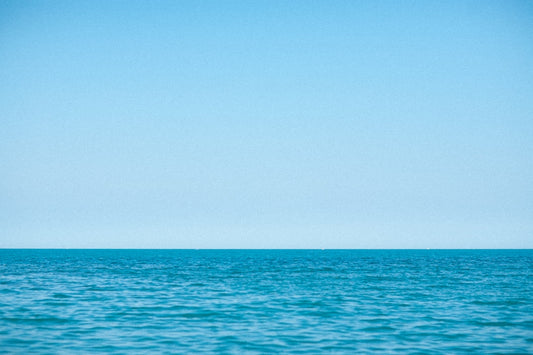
[1,250,531,353]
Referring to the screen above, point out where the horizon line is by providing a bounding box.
[1,248,531,250]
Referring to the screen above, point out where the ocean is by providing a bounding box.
[0,249,531,353]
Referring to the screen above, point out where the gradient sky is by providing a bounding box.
[1,1,532,248]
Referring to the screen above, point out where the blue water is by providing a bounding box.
[0,250,531,354]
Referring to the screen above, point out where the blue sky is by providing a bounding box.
[1,1,532,248]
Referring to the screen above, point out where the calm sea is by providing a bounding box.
[0,249,531,354]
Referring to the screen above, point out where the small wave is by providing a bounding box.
[360,325,396,332]
[4,316,71,324]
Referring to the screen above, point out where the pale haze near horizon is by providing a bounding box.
[1,1,532,248]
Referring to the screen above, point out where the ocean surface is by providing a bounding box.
[0,249,531,354]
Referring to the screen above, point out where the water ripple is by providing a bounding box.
[0,249,532,353]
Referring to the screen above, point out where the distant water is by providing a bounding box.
[1,250,532,354]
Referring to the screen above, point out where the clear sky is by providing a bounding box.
[1,1,532,248]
